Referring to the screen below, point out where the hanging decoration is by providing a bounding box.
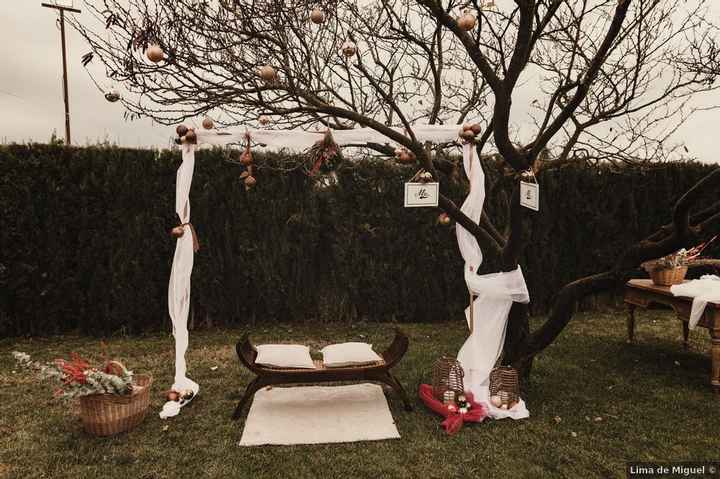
[161,133,200,419]
[394,147,416,164]
[259,65,277,82]
[104,88,121,103]
[438,213,451,225]
[240,131,256,190]
[307,130,342,175]
[202,117,214,130]
[457,10,477,31]
[310,7,325,24]
[146,44,165,63]
[341,41,357,58]
[258,115,271,126]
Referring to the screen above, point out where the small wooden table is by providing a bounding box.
[624,279,720,394]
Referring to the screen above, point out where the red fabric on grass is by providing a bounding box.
[418,384,487,435]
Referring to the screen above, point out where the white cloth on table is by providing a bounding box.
[454,141,531,420]
[671,275,720,329]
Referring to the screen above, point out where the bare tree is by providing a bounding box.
[73,0,720,379]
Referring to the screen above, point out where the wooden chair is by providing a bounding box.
[232,329,413,419]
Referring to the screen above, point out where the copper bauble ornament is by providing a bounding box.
[202,117,214,130]
[146,44,165,63]
[240,150,253,166]
[259,65,277,82]
[171,225,185,238]
[457,11,477,31]
[341,41,357,58]
[184,129,197,144]
[470,123,482,135]
[176,124,189,137]
[460,129,476,141]
[310,7,325,24]
[258,115,271,125]
[166,390,180,402]
[104,89,121,103]
[397,149,416,164]
[244,175,257,187]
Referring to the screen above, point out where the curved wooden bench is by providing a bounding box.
[232,329,412,419]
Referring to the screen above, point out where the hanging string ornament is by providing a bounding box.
[258,115,271,126]
[146,44,165,63]
[104,88,121,103]
[239,131,256,190]
[457,10,477,31]
[310,7,325,24]
[341,41,357,58]
[438,213,451,225]
[307,130,342,176]
[259,65,277,82]
[202,117,214,130]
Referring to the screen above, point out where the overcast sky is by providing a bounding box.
[1,1,719,163]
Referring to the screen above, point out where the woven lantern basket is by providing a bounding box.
[489,366,519,409]
[431,356,465,403]
[79,374,153,436]
[649,266,688,286]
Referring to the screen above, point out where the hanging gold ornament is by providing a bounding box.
[146,44,165,63]
[341,41,357,58]
[202,117,214,129]
[457,11,477,31]
[310,7,325,24]
[104,88,121,103]
[438,213,451,225]
[259,65,277,82]
[460,129,476,141]
[244,175,257,187]
[171,226,185,238]
[184,129,197,144]
[395,148,416,164]
[176,124,189,137]
[258,115,271,125]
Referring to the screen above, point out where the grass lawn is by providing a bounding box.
[1,309,718,478]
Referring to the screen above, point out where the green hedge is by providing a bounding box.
[0,144,716,335]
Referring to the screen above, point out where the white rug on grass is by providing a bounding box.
[239,383,401,446]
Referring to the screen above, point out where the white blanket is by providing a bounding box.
[671,275,720,329]
[239,384,401,446]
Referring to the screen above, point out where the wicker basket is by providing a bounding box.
[649,266,687,286]
[79,374,153,436]
[489,366,519,409]
[431,356,465,402]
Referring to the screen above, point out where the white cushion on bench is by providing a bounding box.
[255,344,315,369]
[321,342,382,368]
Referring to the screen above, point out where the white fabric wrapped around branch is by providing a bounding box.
[161,143,200,419]
[455,142,531,420]
[194,124,468,151]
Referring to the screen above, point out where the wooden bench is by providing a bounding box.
[232,329,413,419]
[624,279,720,394]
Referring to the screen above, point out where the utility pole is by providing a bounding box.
[42,2,81,146]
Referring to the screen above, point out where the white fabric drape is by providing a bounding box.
[162,143,200,419]
[454,142,530,420]
[671,275,720,329]
[195,124,468,151]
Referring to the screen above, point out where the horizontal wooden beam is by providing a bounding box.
[41,2,81,14]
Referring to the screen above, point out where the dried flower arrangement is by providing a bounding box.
[12,351,134,399]
[641,236,717,273]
